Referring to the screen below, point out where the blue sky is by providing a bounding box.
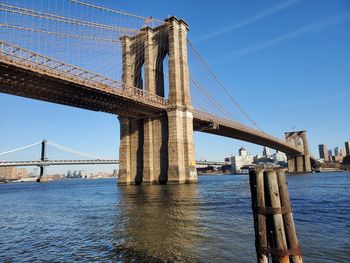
[1,0,349,173]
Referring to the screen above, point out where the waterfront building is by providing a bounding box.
[334,155,344,163]
[230,147,254,173]
[272,151,287,165]
[318,144,329,161]
[254,155,274,165]
[17,168,28,179]
[328,149,333,161]
[340,147,346,157]
[0,166,17,180]
[345,141,350,156]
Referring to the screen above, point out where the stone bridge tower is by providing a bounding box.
[118,17,197,185]
[285,131,312,173]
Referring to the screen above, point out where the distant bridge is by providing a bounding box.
[0,140,228,174]
[0,158,226,167]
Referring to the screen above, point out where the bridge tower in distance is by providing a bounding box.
[118,17,197,185]
[285,131,312,173]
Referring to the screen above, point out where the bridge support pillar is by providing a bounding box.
[118,118,144,185]
[142,118,154,184]
[118,16,197,185]
[296,155,304,173]
[167,109,197,184]
[118,117,132,185]
[304,154,311,172]
[285,131,312,174]
[287,155,296,173]
[36,139,47,182]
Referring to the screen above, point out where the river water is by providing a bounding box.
[0,172,349,262]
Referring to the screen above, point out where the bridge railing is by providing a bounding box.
[0,41,168,106]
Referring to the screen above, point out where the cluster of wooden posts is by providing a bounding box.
[249,167,303,263]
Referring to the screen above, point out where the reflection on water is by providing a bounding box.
[0,173,349,262]
[115,185,200,262]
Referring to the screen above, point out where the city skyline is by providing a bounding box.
[1,0,349,173]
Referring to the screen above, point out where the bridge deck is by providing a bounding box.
[193,110,302,155]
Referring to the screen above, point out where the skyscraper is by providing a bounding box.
[328,149,333,161]
[318,144,329,161]
[345,141,350,156]
[263,147,270,157]
[334,147,340,156]
[239,147,248,157]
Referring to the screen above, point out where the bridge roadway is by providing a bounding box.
[0,159,227,167]
[0,41,302,155]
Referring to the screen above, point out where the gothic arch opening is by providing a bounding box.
[155,48,169,98]
[133,56,144,90]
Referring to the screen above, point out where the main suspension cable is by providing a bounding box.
[69,0,163,23]
[190,74,234,121]
[188,40,262,131]
[0,24,120,43]
[0,4,138,34]
[0,141,42,156]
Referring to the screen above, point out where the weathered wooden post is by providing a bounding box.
[249,168,268,263]
[249,166,303,263]
[276,169,303,263]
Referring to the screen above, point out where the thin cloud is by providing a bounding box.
[215,12,350,64]
[195,0,301,42]
[265,91,350,113]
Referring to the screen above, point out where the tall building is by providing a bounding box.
[239,147,248,157]
[340,147,346,157]
[345,141,350,156]
[334,147,340,157]
[328,149,333,161]
[318,144,329,161]
[231,147,254,173]
[273,151,287,164]
[263,147,270,157]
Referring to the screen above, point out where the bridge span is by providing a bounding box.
[0,10,312,185]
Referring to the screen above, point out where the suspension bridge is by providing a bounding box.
[0,1,312,185]
[0,139,228,181]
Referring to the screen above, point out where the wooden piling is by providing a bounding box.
[276,169,303,263]
[250,169,268,263]
[265,170,289,263]
[249,166,302,263]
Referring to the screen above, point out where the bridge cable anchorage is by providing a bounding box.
[0,4,138,34]
[0,141,42,156]
[47,141,110,160]
[187,40,262,131]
